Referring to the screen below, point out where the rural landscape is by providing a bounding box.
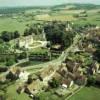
[0,0,100,100]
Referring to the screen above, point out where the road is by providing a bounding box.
[23,33,81,73]
[0,34,81,77]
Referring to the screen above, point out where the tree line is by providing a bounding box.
[0,23,43,42]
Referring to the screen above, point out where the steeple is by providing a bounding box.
[42,29,46,41]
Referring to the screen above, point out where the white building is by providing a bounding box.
[18,35,33,48]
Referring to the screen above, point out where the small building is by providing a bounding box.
[38,65,55,81]
[25,79,41,95]
[61,78,73,88]
[19,71,30,82]
[66,60,80,73]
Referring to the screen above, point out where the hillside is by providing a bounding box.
[51,3,100,10]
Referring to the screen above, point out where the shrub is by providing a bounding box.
[6,59,15,66]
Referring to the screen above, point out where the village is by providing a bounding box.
[0,2,100,99]
[0,20,100,100]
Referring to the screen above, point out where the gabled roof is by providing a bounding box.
[27,79,41,92]
[38,65,55,79]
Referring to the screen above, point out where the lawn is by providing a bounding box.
[68,86,100,100]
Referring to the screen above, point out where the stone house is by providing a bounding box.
[25,79,41,95]
[37,65,55,82]
[18,35,33,48]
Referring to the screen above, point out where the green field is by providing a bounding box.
[0,18,26,33]
[0,9,99,34]
[0,17,40,34]
[0,81,31,100]
[68,86,100,100]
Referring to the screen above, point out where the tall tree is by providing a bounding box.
[1,31,11,42]
[13,31,20,39]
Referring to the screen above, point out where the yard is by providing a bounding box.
[68,86,100,100]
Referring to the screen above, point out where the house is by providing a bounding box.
[89,61,100,74]
[6,67,21,80]
[18,35,33,48]
[37,65,55,81]
[53,72,63,82]
[61,78,73,88]
[66,60,80,73]
[57,63,68,78]
[25,79,41,95]
[19,71,30,82]
[8,67,21,77]
[67,72,76,80]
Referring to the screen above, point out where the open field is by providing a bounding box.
[0,81,31,100]
[0,9,99,34]
[68,86,100,100]
[0,18,28,33]
[34,14,75,21]
[0,17,42,34]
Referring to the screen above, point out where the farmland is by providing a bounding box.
[0,7,100,34]
[0,17,36,34]
[69,86,100,100]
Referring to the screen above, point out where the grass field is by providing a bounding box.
[68,86,100,100]
[0,18,27,33]
[0,81,31,100]
[0,9,99,34]
[0,17,39,34]
[6,82,31,100]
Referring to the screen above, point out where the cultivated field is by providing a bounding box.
[0,9,99,34]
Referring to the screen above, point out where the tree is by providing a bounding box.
[24,29,29,36]
[13,31,20,39]
[1,31,11,42]
[6,71,18,80]
[93,49,100,62]
[0,43,11,62]
[17,52,27,60]
[87,76,96,86]
[6,59,15,66]
[0,39,4,43]
[27,75,33,84]
[28,28,33,35]
[44,21,74,49]
[48,78,60,88]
